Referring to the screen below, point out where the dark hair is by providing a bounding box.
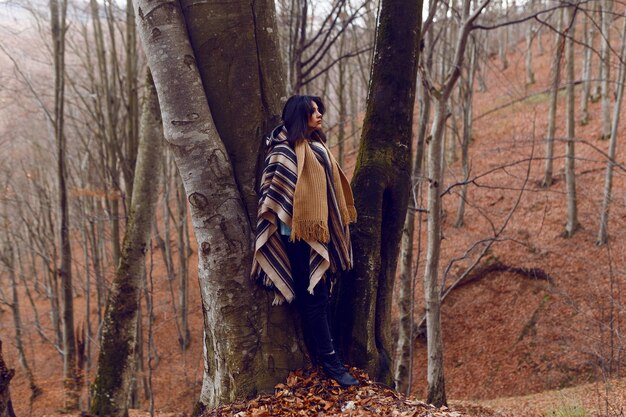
[281,95,327,145]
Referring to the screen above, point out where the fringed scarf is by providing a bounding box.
[251,126,356,304]
[292,131,357,243]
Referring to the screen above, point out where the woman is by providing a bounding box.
[251,95,359,387]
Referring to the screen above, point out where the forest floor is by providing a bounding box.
[2,17,626,417]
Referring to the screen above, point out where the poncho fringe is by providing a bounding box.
[251,126,355,304]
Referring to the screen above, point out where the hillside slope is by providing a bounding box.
[407,26,626,416]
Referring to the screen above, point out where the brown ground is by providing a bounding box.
[2,16,626,417]
[407,23,626,416]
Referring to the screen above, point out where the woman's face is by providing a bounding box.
[307,101,323,131]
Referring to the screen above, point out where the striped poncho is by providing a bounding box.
[251,126,354,304]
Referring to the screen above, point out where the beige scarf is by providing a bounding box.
[291,138,357,243]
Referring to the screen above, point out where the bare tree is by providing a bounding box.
[579,10,594,125]
[0,243,41,404]
[525,22,535,84]
[334,0,423,386]
[454,37,478,228]
[91,69,163,417]
[597,12,626,245]
[280,0,373,93]
[564,3,578,238]
[133,0,309,409]
[50,0,79,408]
[422,0,491,406]
[600,0,613,139]
[542,8,564,188]
[394,33,433,394]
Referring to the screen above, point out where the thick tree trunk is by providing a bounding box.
[597,12,626,245]
[0,341,16,417]
[181,0,309,404]
[334,0,422,385]
[564,6,578,237]
[542,9,564,188]
[181,0,287,224]
[91,70,163,417]
[133,1,306,410]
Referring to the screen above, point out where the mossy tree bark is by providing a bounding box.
[90,70,163,417]
[133,1,307,411]
[334,0,423,385]
[181,0,308,408]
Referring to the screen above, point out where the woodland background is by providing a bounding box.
[0,0,624,416]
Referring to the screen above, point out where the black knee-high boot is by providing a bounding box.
[281,236,358,387]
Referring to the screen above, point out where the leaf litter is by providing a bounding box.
[203,367,471,417]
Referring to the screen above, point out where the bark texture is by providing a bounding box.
[181,5,309,403]
[334,0,422,385]
[91,70,163,417]
[181,0,286,225]
[133,1,306,410]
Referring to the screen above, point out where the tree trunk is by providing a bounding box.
[542,8,564,188]
[91,69,163,417]
[181,0,288,224]
[564,5,578,237]
[580,11,593,125]
[123,0,140,202]
[600,0,613,139]
[176,178,190,349]
[597,12,626,245]
[421,0,486,405]
[0,341,16,417]
[134,1,307,410]
[50,0,79,409]
[182,0,311,406]
[338,35,347,169]
[394,75,431,395]
[525,24,535,84]
[424,98,448,407]
[455,39,477,228]
[334,0,422,385]
[8,248,39,401]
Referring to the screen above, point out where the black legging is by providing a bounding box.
[280,235,335,357]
